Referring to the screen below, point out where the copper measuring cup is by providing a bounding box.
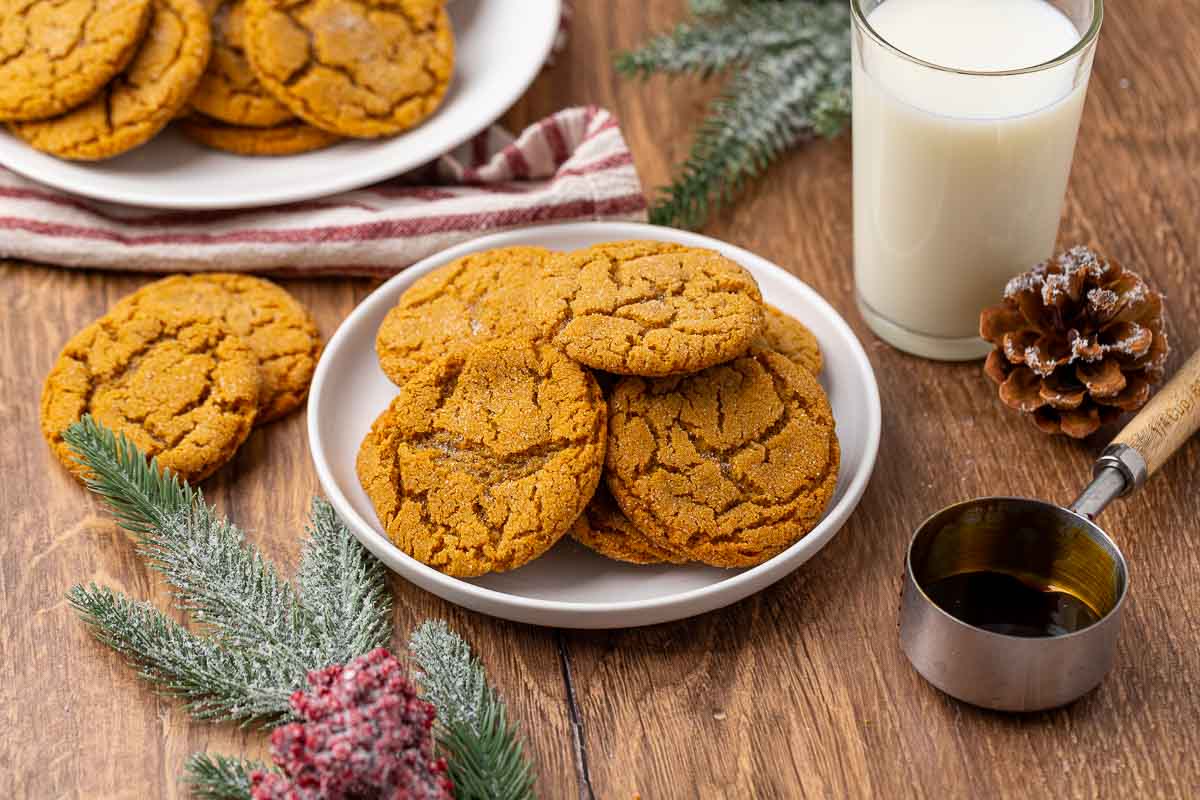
[901,349,1200,711]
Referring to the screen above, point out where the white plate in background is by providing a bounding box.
[0,0,561,209]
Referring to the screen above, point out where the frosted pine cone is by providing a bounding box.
[980,246,1169,438]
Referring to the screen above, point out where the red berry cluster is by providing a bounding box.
[250,648,453,800]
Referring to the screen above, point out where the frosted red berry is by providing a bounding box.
[250,648,453,800]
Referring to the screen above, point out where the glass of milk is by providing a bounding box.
[851,0,1102,360]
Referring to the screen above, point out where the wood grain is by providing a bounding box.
[3,0,1199,798]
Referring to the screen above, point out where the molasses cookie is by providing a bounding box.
[0,0,153,121]
[570,484,688,566]
[243,0,454,138]
[113,273,321,423]
[189,0,294,126]
[41,305,260,483]
[178,115,341,155]
[356,339,606,578]
[606,349,839,568]
[375,246,553,386]
[11,0,211,160]
[541,241,765,376]
[756,304,823,375]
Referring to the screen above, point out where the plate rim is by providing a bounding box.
[0,0,562,210]
[307,221,882,627]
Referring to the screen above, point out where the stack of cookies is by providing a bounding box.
[358,240,841,578]
[41,274,322,482]
[1,0,454,160]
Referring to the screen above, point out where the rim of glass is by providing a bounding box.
[850,0,1103,77]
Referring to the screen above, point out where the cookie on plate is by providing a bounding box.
[41,304,260,483]
[0,0,153,121]
[570,483,688,566]
[356,339,606,578]
[375,246,553,386]
[178,115,341,155]
[606,349,840,568]
[189,0,294,127]
[10,0,211,160]
[756,304,823,375]
[243,0,454,138]
[539,240,765,377]
[113,273,321,423]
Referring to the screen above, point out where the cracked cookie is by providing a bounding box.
[356,338,606,578]
[41,304,261,483]
[606,348,839,568]
[540,240,765,377]
[0,0,153,121]
[375,246,553,386]
[756,304,823,375]
[189,0,294,126]
[113,273,321,423]
[178,114,340,154]
[243,0,454,138]
[10,0,211,160]
[570,483,688,566]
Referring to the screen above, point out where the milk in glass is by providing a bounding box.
[852,0,1095,359]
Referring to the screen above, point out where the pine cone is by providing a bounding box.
[979,246,1169,439]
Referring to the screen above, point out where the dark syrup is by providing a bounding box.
[923,571,1102,637]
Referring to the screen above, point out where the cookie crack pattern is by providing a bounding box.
[269,0,445,124]
[363,345,606,577]
[545,245,764,375]
[606,352,838,565]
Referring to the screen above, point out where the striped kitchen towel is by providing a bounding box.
[0,105,647,277]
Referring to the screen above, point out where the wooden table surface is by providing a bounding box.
[4,1,1199,797]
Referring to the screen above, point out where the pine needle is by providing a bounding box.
[615,0,851,228]
[183,753,271,800]
[409,621,537,800]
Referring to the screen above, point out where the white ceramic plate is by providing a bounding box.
[308,222,881,628]
[0,0,560,209]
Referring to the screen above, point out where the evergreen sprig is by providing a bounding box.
[616,0,851,228]
[182,754,271,800]
[61,414,392,726]
[63,416,535,797]
[409,621,537,800]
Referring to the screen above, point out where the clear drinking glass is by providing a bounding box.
[851,0,1103,360]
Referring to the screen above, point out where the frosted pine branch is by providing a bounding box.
[63,416,312,672]
[297,497,393,666]
[183,753,271,799]
[616,0,852,228]
[61,416,395,727]
[409,621,536,800]
[67,585,296,723]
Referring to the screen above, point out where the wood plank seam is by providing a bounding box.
[556,630,596,800]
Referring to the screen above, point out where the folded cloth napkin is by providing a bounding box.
[0,105,647,277]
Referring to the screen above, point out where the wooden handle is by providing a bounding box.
[1112,349,1200,477]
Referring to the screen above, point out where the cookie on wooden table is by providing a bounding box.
[189,0,294,127]
[606,349,840,568]
[356,339,606,578]
[570,483,688,566]
[0,0,153,121]
[539,240,765,377]
[10,0,211,160]
[40,304,261,483]
[374,246,553,386]
[178,115,341,155]
[113,273,321,423]
[243,0,454,138]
